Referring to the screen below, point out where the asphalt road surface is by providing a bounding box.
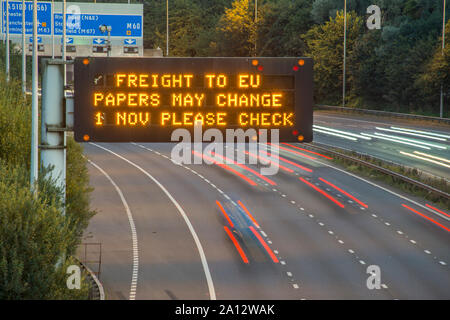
[82,135,450,300]
[314,112,450,180]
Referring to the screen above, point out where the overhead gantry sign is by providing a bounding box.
[74,57,313,142]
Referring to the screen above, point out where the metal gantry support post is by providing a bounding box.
[342,0,347,108]
[6,0,10,82]
[40,59,67,207]
[22,0,26,93]
[62,0,67,85]
[254,0,257,55]
[30,0,39,191]
[166,0,169,56]
[51,0,54,58]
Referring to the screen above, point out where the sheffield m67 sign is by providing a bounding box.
[74,57,313,142]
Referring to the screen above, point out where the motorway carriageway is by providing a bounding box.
[82,134,449,300]
[314,112,450,180]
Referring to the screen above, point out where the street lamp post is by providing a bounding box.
[254,0,257,56]
[30,0,39,190]
[51,0,54,58]
[22,0,26,93]
[99,24,112,57]
[6,0,10,82]
[62,0,66,85]
[343,0,347,107]
[440,0,446,118]
[166,0,169,56]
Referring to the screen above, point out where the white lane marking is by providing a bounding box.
[381,284,388,289]
[424,250,431,254]
[90,143,216,300]
[439,261,447,266]
[410,239,416,244]
[88,159,139,301]
[338,240,344,244]
[287,272,292,277]
[293,284,299,289]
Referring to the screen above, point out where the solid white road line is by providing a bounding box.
[90,143,217,300]
[88,159,139,301]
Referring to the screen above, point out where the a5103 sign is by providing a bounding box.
[74,57,313,142]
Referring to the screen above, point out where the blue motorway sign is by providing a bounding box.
[53,13,142,37]
[28,36,42,43]
[92,38,105,45]
[61,37,73,44]
[124,38,136,45]
[2,1,142,38]
[2,1,51,35]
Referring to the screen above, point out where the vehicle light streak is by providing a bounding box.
[425,204,450,219]
[402,204,450,232]
[299,177,345,208]
[360,133,431,150]
[313,125,372,140]
[313,128,358,141]
[210,151,277,186]
[267,143,317,160]
[391,127,450,140]
[249,226,279,263]
[224,226,249,264]
[399,151,450,169]
[216,200,235,228]
[375,127,447,142]
[192,151,257,186]
[413,151,450,164]
[373,133,447,150]
[318,178,368,208]
[237,200,261,228]
[245,151,294,173]
[259,150,313,172]
[282,143,333,159]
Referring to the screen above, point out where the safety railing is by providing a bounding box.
[303,142,449,201]
[315,105,450,125]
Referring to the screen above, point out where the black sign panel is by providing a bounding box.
[74,57,313,142]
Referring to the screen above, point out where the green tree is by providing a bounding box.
[256,0,313,57]
[303,10,364,104]
[0,162,89,299]
[416,19,450,116]
[216,0,257,56]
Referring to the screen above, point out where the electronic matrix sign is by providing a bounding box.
[74,57,313,142]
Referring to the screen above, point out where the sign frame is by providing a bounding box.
[74,57,313,143]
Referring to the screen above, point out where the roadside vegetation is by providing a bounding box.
[0,45,95,299]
